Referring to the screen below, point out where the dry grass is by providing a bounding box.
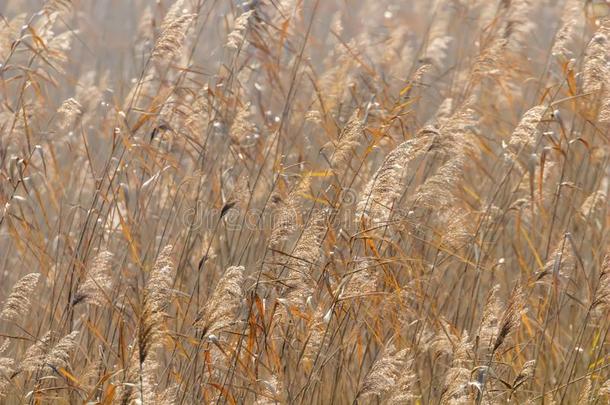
[0,0,608,404]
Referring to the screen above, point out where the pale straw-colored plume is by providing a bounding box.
[0,13,25,60]
[357,136,431,224]
[441,333,473,404]
[194,265,245,336]
[598,87,610,123]
[20,332,52,373]
[410,105,476,209]
[138,246,175,360]
[43,0,73,16]
[422,0,454,70]
[337,257,378,300]
[136,5,154,44]
[56,97,82,130]
[411,153,464,209]
[45,30,75,70]
[270,175,311,248]
[20,330,79,373]
[492,285,525,353]
[0,357,14,398]
[1,273,40,322]
[73,251,113,307]
[477,284,501,351]
[152,9,195,61]
[432,97,454,127]
[302,307,328,366]
[582,19,610,94]
[227,10,254,49]
[256,374,284,404]
[45,330,80,371]
[551,0,582,58]
[159,0,187,32]
[330,111,364,172]
[121,246,174,404]
[592,254,610,314]
[498,0,536,51]
[600,379,610,397]
[471,38,508,83]
[440,208,473,251]
[145,245,175,313]
[505,105,547,159]
[229,102,257,145]
[542,237,575,279]
[359,342,408,398]
[387,354,416,404]
[577,377,591,405]
[579,188,608,226]
[282,211,325,308]
[512,360,536,391]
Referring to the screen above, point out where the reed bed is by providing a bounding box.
[0,0,608,403]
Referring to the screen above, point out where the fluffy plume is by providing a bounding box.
[57,97,82,130]
[551,0,582,58]
[330,111,364,172]
[45,331,80,370]
[21,331,79,373]
[194,265,245,336]
[359,342,408,398]
[302,307,328,365]
[499,0,536,51]
[73,251,113,306]
[357,136,431,224]
[582,20,610,94]
[43,0,73,16]
[282,212,326,308]
[229,102,257,145]
[387,354,416,404]
[269,175,311,248]
[338,257,378,300]
[577,377,591,405]
[542,238,575,279]
[152,12,195,61]
[20,332,52,373]
[512,360,536,391]
[121,246,174,404]
[1,273,40,321]
[0,357,14,398]
[477,284,501,351]
[138,245,175,363]
[600,379,610,397]
[441,333,473,404]
[492,285,525,353]
[227,10,254,49]
[505,105,547,159]
[411,153,464,209]
[592,254,610,313]
[579,188,607,219]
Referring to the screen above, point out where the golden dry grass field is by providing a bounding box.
[0,0,609,403]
